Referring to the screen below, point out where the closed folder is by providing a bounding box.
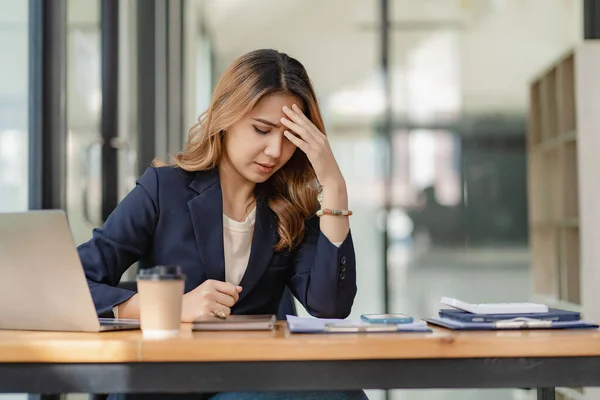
[438,308,581,323]
[192,314,276,331]
[425,317,599,330]
[286,315,432,333]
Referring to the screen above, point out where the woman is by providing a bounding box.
[79,49,364,400]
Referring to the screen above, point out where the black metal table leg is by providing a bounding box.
[537,388,556,400]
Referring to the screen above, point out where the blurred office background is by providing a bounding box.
[0,0,595,399]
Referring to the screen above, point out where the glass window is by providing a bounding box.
[0,0,28,212]
[66,0,102,245]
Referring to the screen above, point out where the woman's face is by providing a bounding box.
[222,93,302,184]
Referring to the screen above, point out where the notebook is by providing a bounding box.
[439,308,580,323]
[440,297,549,314]
[425,317,599,331]
[192,314,276,331]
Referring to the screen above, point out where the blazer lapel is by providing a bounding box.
[237,198,277,302]
[187,170,225,282]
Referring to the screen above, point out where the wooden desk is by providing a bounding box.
[1,324,600,399]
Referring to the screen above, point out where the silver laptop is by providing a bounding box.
[0,210,140,332]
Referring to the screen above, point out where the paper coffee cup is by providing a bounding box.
[136,265,186,339]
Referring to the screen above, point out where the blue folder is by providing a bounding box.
[425,317,599,330]
[439,308,580,323]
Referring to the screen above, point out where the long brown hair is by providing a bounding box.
[161,49,324,251]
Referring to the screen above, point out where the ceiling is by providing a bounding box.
[195,0,583,122]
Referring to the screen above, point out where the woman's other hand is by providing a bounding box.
[181,279,242,322]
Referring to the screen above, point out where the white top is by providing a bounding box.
[223,207,342,285]
[222,207,257,286]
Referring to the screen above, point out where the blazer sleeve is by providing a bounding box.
[77,167,160,317]
[287,216,357,318]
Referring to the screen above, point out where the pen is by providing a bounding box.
[494,317,552,328]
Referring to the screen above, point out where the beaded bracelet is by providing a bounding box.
[316,209,353,217]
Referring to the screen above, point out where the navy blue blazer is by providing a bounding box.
[78,166,357,319]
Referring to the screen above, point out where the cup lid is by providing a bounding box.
[136,265,186,281]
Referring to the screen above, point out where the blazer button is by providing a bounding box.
[340,256,347,265]
[339,272,346,280]
[340,265,347,273]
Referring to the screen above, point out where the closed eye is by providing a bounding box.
[253,125,270,135]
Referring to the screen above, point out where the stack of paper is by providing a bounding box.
[286,315,431,334]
